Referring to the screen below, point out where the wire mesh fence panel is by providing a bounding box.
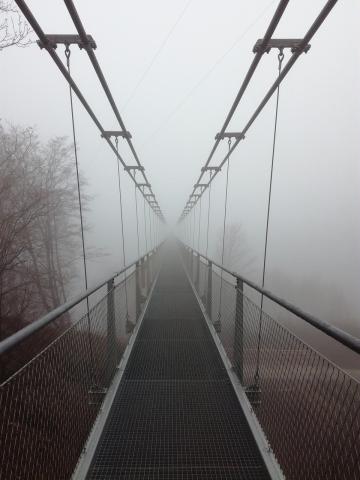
[181,246,360,479]
[0,250,161,480]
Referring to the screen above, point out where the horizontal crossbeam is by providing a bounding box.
[102,130,132,139]
[124,165,145,171]
[201,166,221,172]
[215,132,245,140]
[37,34,96,50]
[253,38,311,54]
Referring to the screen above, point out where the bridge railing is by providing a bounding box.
[181,243,360,480]
[0,246,162,480]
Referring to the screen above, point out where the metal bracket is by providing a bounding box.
[144,194,155,198]
[201,166,221,172]
[194,183,208,189]
[137,183,151,188]
[102,130,132,139]
[37,34,97,50]
[215,132,245,140]
[124,165,145,172]
[253,38,311,54]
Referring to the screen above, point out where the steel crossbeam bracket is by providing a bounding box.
[37,34,97,50]
[253,38,311,54]
[137,183,151,188]
[215,132,245,140]
[194,183,208,189]
[102,130,132,139]
[124,165,145,172]
[201,166,221,172]
[144,194,155,198]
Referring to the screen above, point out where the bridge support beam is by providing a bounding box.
[234,277,244,385]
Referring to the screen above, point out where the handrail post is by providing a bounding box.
[106,278,116,380]
[135,260,141,319]
[234,277,244,384]
[146,253,150,292]
[140,256,145,288]
[195,252,200,291]
[207,260,212,320]
[190,249,194,280]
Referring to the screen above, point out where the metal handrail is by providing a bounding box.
[0,246,160,356]
[182,242,360,355]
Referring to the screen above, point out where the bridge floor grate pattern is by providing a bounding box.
[86,253,270,479]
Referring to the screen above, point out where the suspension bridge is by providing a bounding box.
[0,0,359,479]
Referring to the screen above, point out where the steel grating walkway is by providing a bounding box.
[86,252,270,479]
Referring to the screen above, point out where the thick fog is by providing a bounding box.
[1,0,359,340]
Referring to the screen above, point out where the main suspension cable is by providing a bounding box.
[197,195,202,251]
[216,139,232,329]
[254,49,284,385]
[148,203,153,250]
[134,173,140,258]
[65,45,95,383]
[205,171,213,257]
[143,195,148,253]
[114,137,130,325]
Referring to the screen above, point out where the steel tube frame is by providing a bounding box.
[180,0,338,219]
[183,243,360,355]
[14,0,164,222]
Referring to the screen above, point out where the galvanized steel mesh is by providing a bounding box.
[0,251,160,480]
[182,246,360,480]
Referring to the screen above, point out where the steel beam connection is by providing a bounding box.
[253,38,311,54]
[37,33,96,50]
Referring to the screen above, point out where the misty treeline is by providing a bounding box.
[0,123,86,349]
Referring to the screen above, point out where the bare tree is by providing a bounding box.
[0,0,32,50]
[0,124,88,343]
[216,223,255,274]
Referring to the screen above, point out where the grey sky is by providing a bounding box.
[1,0,359,333]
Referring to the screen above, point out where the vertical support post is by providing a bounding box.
[146,253,150,292]
[195,252,200,291]
[106,278,116,381]
[135,261,141,319]
[190,249,194,280]
[140,256,145,288]
[207,260,212,320]
[234,277,244,384]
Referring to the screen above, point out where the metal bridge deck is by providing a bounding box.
[86,254,270,479]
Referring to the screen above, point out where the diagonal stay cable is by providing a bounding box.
[122,0,193,110]
[140,0,277,149]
